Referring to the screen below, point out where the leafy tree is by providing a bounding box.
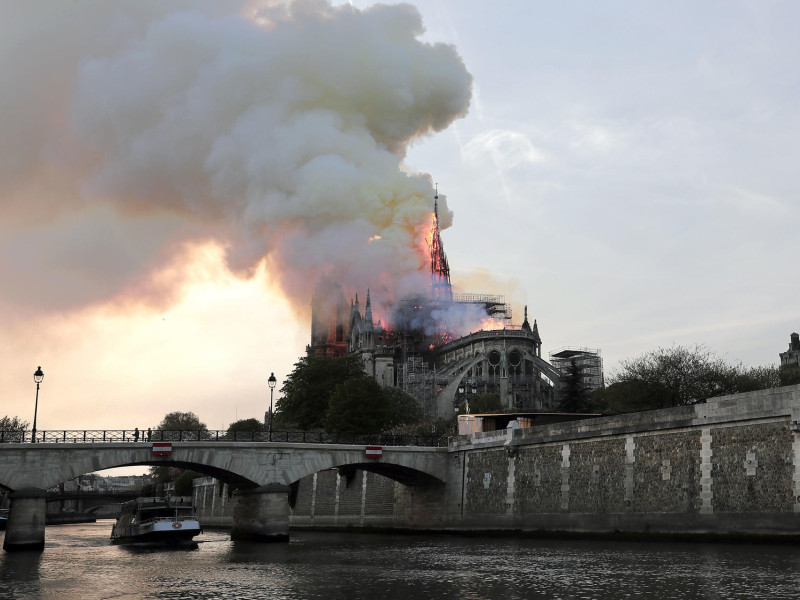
[226,418,264,440]
[387,417,456,443]
[227,418,264,433]
[0,416,28,431]
[275,355,369,430]
[558,358,592,413]
[324,378,392,434]
[156,411,207,432]
[149,412,208,482]
[591,380,673,414]
[600,345,800,414]
[780,365,800,387]
[173,470,202,496]
[382,386,422,427]
[609,345,740,409]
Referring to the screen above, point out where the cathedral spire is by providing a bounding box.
[522,305,531,332]
[364,288,373,325]
[429,184,452,301]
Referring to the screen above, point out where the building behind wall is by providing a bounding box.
[780,332,800,369]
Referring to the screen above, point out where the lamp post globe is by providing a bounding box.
[268,372,277,440]
[32,366,44,443]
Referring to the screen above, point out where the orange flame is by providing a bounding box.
[481,317,506,331]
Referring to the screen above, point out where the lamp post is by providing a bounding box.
[268,372,277,441]
[455,381,466,415]
[32,366,44,443]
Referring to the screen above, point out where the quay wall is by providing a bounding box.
[194,384,800,539]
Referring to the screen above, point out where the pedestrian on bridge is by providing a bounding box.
[134,427,139,442]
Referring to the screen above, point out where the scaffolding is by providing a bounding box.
[549,347,604,391]
[451,293,512,321]
[401,355,438,419]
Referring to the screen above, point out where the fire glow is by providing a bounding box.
[481,317,506,331]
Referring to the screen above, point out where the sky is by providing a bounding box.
[1,0,798,437]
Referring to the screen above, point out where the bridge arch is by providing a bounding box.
[0,442,447,492]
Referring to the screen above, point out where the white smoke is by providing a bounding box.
[0,0,470,314]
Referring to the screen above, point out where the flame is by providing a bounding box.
[481,317,506,331]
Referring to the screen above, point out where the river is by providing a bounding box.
[2,522,800,599]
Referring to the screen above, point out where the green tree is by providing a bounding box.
[591,380,673,414]
[558,358,592,413]
[0,415,28,431]
[156,411,207,432]
[275,355,368,430]
[382,387,422,428]
[227,418,264,433]
[226,418,264,440]
[324,378,392,434]
[780,365,800,387]
[601,345,800,414]
[173,470,202,496]
[149,411,208,482]
[610,345,739,409]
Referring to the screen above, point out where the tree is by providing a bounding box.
[382,387,422,428]
[609,345,740,409]
[0,416,28,431]
[324,378,392,434]
[591,380,673,414]
[150,411,208,483]
[156,411,207,432]
[227,418,264,433]
[780,365,800,387]
[558,358,592,413]
[601,344,800,414]
[226,418,264,440]
[173,470,202,496]
[275,355,369,430]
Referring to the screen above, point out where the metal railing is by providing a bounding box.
[0,429,446,447]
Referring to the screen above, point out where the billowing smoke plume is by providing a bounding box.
[0,0,471,316]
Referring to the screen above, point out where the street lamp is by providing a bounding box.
[268,372,277,441]
[32,366,44,443]
[456,381,466,414]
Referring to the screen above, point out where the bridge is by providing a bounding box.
[0,431,447,552]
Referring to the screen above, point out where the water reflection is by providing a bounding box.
[2,524,800,599]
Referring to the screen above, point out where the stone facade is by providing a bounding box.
[189,384,800,540]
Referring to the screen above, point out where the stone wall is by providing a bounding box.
[288,468,398,528]
[193,477,233,527]
[193,385,800,539]
[449,384,800,537]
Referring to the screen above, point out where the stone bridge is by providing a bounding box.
[0,440,447,551]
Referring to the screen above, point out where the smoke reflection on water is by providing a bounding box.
[2,522,800,599]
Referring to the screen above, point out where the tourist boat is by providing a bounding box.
[110,496,201,544]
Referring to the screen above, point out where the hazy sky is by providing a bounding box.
[2,0,798,435]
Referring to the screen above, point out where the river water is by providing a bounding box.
[2,522,800,599]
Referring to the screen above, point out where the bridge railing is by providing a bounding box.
[0,429,447,447]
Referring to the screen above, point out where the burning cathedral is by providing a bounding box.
[307,191,563,418]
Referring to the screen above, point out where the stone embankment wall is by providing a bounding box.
[194,385,800,538]
[447,384,800,537]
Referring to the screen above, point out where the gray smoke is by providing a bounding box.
[0,0,471,315]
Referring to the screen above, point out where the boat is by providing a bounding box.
[110,496,201,544]
[0,508,7,531]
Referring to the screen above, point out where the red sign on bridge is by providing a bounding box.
[152,442,172,456]
[365,445,382,459]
